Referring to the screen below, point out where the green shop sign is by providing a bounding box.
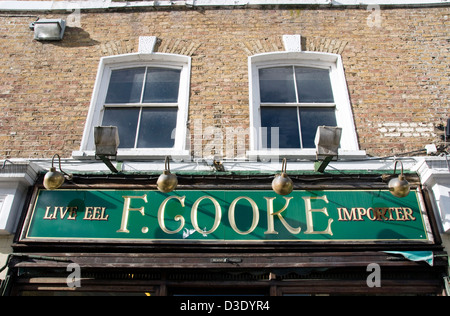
[23,189,431,243]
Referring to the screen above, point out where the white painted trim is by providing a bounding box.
[0,162,37,234]
[74,52,191,160]
[283,35,302,52]
[248,51,365,160]
[415,157,450,234]
[139,36,158,54]
[23,156,421,175]
[0,0,447,11]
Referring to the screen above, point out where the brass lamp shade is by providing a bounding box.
[43,154,73,190]
[388,160,410,198]
[157,157,178,193]
[43,167,65,190]
[272,158,294,196]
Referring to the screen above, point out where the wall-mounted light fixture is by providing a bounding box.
[314,126,342,173]
[388,160,410,198]
[157,156,178,193]
[43,154,73,190]
[272,158,294,196]
[29,19,66,41]
[94,126,120,173]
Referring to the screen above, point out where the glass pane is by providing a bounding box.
[143,68,181,103]
[102,107,140,148]
[259,67,297,103]
[299,108,337,148]
[295,67,334,103]
[105,68,146,104]
[137,108,178,148]
[260,107,300,149]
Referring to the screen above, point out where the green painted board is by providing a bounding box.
[23,189,430,243]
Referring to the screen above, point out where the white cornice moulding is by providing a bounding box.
[0,161,38,234]
[0,0,448,11]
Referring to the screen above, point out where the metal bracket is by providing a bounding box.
[96,154,120,173]
[314,156,334,173]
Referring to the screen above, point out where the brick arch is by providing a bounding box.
[99,39,136,56]
[305,37,348,55]
[156,38,202,56]
[238,36,348,55]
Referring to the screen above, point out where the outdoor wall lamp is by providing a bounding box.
[94,126,120,173]
[388,160,411,198]
[157,156,178,193]
[314,126,342,173]
[29,19,66,41]
[272,158,294,196]
[43,154,73,190]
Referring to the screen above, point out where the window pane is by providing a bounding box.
[295,67,334,103]
[299,108,337,148]
[105,68,146,104]
[143,68,181,103]
[102,107,140,148]
[137,108,178,148]
[261,107,300,149]
[259,67,297,103]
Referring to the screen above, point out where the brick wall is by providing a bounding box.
[0,6,448,159]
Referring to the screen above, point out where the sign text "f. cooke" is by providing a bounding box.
[117,194,334,236]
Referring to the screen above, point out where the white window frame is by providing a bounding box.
[73,53,191,160]
[248,51,365,160]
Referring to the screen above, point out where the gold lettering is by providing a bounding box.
[403,207,416,221]
[99,207,109,221]
[57,206,68,219]
[367,208,377,221]
[117,195,147,233]
[44,206,78,220]
[228,196,259,235]
[84,206,93,220]
[191,196,222,235]
[375,208,389,221]
[67,207,78,220]
[92,207,102,220]
[43,206,56,220]
[264,197,301,235]
[158,196,186,234]
[356,207,367,221]
[387,208,395,221]
[84,207,108,221]
[337,206,415,222]
[394,207,405,221]
[337,207,357,221]
[303,196,333,236]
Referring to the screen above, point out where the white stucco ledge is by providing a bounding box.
[0,0,448,12]
[414,157,450,234]
[0,161,38,235]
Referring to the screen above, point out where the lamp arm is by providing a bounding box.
[393,160,405,178]
[51,154,73,180]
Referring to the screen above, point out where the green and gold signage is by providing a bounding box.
[22,189,431,243]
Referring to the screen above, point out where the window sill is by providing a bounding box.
[72,149,191,161]
[247,149,367,161]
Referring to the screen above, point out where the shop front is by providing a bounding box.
[3,171,448,296]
